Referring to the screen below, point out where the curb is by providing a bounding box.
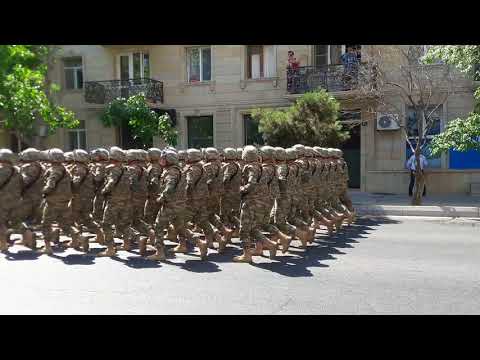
[355,205,480,218]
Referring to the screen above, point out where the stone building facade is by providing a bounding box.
[1,45,478,194]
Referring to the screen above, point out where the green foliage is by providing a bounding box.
[424,45,480,154]
[252,89,349,147]
[430,113,480,156]
[0,45,79,144]
[101,94,178,147]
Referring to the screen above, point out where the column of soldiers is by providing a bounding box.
[0,144,356,264]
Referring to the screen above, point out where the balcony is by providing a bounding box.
[84,78,164,104]
[286,64,367,94]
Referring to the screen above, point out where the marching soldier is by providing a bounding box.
[90,148,109,240]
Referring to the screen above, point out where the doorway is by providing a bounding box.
[340,110,361,189]
[187,116,213,149]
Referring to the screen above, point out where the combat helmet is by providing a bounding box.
[64,151,74,163]
[48,148,65,163]
[178,150,187,162]
[204,147,219,161]
[90,148,109,162]
[304,146,314,158]
[285,148,297,161]
[292,144,305,157]
[73,149,90,163]
[274,147,287,162]
[0,149,17,164]
[19,148,41,162]
[242,145,259,163]
[260,145,275,162]
[223,147,237,161]
[148,148,162,162]
[109,146,126,162]
[186,148,202,163]
[162,149,179,166]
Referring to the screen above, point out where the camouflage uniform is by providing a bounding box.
[100,147,134,250]
[144,148,163,227]
[0,150,23,251]
[272,147,296,237]
[220,148,241,229]
[90,148,109,226]
[184,149,216,245]
[15,148,45,231]
[69,150,98,233]
[127,149,150,239]
[41,149,78,249]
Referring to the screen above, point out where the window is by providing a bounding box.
[406,105,443,168]
[313,45,361,67]
[186,47,211,83]
[117,52,150,80]
[246,45,276,79]
[243,114,264,146]
[68,120,87,150]
[64,57,83,90]
[187,116,213,148]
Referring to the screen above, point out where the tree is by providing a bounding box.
[357,45,454,205]
[0,45,79,150]
[423,46,480,156]
[101,93,177,148]
[251,89,349,148]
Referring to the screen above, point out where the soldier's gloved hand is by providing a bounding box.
[156,194,165,204]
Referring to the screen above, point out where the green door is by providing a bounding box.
[187,116,214,149]
[340,111,361,189]
[343,148,360,188]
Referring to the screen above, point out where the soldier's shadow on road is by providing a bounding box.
[3,249,43,261]
[253,216,399,277]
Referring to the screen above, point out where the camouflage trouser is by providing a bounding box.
[289,194,309,229]
[11,196,43,231]
[184,198,215,239]
[144,196,161,228]
[130,197,150,236]
[71,195,99,232]
[154,201,186,249]
[207,195,227,232]
[339,188,353,212]
[102,198,133,246]
[42,199,78,240]
[259,197,281,236]
[220,194,240,228]
[273,195,296,237]
[92,192,105,224]
[239,198,268,249]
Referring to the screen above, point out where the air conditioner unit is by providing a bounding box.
[376,113,400,131]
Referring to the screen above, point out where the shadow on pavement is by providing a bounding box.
[3,249,43,261]
[253,216,400,278]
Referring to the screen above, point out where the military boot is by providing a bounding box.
[52,228,61,246]
[252,241,264,256]
[22,230,37,250]
[217,234,228,254]
[262,238,278,259]
[173,237,189,253]
[276,231,292,254]
[206,233,216,249]
[222,227,234,244]
[97,243,116,257]
[0,232,9,252]
[81,235,89,253]
[95,228,105,245]
[196,237,208,260]
[233,246,253,263]
[294,228,309,248]
[40,233,54,255]
[147,245,166,261]
[69,232,81,250]
[166,225,177,243]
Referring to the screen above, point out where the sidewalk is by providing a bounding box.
[350,190,480,218]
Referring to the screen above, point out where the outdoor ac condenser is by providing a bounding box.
[376,113,400,131]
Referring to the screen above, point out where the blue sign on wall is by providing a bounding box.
[449,149,480,169]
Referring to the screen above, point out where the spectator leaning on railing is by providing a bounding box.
[341,46,360,89]
[287,50,300,92]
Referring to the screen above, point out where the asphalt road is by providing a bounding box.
[1,216,480,314]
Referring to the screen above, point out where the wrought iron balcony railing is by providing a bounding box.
[286,64,367,94]
[84,78,164,104]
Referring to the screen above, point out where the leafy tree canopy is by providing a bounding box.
[101,94,177,147]
[252,89,349,148]
[424,45,480,155]
[0,45,79,145]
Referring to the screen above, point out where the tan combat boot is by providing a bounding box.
[81,235,89,252]
[251,241,264,256]
[233,247,253,263]
[262,239,278,259]
[173,238,188,253]
[276,231,292,254]
[166,225,177,243]
[40,234,54,255]
[95,228,105,245]
[138,236,147,256]
[147,246,166,261]
[0,233,9,252]
[196,238,208,260]
[223,227,234,244]
[294,228,309,248]
[217,235,228,254]
[206,233,216,249]
[69,233,81,250]
[20,229,35,249]
[97,243,116,257]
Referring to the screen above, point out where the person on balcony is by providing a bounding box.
[341,46,360,90]
[287,50,300,93]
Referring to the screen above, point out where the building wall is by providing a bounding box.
[39,45,479,194]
